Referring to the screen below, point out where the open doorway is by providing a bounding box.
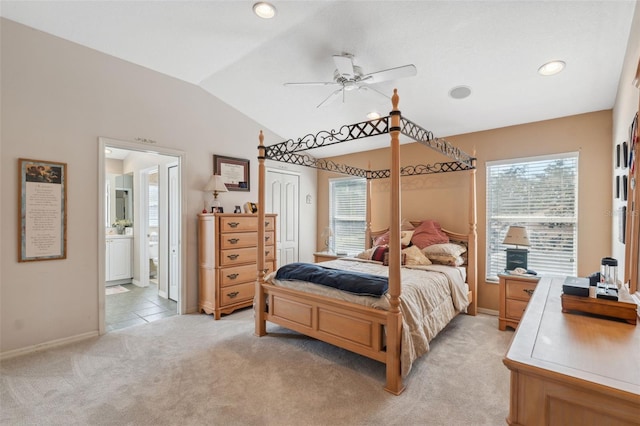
[99,137,185,334]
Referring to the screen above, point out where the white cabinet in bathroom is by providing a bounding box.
[106,236,133,283]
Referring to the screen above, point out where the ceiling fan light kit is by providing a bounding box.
[285,54,417,108]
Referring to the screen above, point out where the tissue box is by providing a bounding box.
[562,276,590,297]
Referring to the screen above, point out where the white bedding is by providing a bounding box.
[265,257,470,377]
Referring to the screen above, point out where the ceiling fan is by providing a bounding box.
[284,54,417,108]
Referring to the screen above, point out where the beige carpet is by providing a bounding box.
[0,309,514,425]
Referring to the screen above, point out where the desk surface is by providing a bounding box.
[504,275,640,397]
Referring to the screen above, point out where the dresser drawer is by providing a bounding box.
[505,280,537,302]
[219,247,257,266]
[220,231,258,249]
[506,298,528,321]
[265,245,275,261]
[220,216,257,232]
[219,264,257,287]
[219,282,254,306]
[264,217,275,231]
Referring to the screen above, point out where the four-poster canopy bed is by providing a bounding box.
[254,89,477,395]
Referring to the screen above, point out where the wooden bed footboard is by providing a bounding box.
[255,281,405,394]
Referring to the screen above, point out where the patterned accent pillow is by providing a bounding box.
[371,245,389,263]
[402,245,432,266]
[422,243,467,266]
[373,230,414,247]
[383,251,407,266]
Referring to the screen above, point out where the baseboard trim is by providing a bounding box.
[0,331,99,361]
[478,307,499,316]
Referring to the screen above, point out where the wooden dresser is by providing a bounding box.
[498,273,540,330]
[198,213,277,319]
[503,276,640,426]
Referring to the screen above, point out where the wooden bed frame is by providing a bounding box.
[254,90,477,395]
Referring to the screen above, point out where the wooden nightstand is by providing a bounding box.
[313,252,344,263]
[498,273,540,330]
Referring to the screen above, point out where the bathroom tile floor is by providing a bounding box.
[105,283,177,332]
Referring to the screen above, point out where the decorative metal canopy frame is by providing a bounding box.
[263,115,476,179]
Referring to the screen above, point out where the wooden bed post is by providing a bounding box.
[365,163,372,249]
[467,162,478,316]
[255,130,267,336]
[385,89,405,395]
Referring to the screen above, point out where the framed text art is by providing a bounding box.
[18,158,67,262]
[213,155,250,191]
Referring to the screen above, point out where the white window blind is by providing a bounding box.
[329,177,367,255]
[486,153,578,280]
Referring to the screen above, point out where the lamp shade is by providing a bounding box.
[503,226,530,247]
[204,175,228,194]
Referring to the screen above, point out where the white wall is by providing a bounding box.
[0,19,316,354]
[612,1,640,274]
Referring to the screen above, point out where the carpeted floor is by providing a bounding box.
[0,309,514,425]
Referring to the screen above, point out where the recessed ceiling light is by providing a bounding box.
[448,86,472,100]
[367,111,381,120]
[104,148,112,154]
[538,60,565,76]
[253,2,276,19]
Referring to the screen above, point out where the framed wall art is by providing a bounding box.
[18,158,67,262]
[213,155,250,191]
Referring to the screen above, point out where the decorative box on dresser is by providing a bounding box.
[503,276,640,426]
[498,273,540,331]
[198,213,277,320]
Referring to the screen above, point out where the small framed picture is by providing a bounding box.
[234,205,241,213]
[211,206,224,214]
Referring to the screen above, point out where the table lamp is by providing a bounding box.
[203,174,228,213]
[321,226,333,252]
[503,226,530,271]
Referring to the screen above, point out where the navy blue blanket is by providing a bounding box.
[274,262,388,297]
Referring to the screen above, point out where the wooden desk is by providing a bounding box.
[503,276,640,426]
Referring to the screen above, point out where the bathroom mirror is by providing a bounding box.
[106,172,133,226]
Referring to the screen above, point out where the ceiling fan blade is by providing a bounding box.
[333,55,355,79]
[284,81,338,86]
[359,85,391,100]
[317,88,343,108]
[362,64,417,84]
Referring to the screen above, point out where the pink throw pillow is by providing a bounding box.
[410,220,449,249]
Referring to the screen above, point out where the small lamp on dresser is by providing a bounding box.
[203,174,228,213]
[321,226,333,252]
[503,225,530,271]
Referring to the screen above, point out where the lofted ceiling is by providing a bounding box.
[1,1,636,157]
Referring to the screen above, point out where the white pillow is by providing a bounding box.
[400,230,414,246]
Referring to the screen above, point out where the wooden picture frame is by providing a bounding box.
[213,155,250,191]
[18,158,67,262]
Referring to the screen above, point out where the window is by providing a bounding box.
[329,177,367,255]
[486,153,578,280]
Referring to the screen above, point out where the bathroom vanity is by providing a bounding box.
[105,235,133,285]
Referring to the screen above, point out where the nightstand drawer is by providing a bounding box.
[505,280,537,302]
[219,282,254,306]
[506,299,529,321]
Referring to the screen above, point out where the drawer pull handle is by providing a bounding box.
[227,291,239,299]
[227,273,239,280]
[523,289,534,296]
[228,238,240,244]
[265,251,270,256]
[228,222,240,228]
[265,221,270,227]
[263,268,269,274]
[227,254,240,260]
[265,236,270,241]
